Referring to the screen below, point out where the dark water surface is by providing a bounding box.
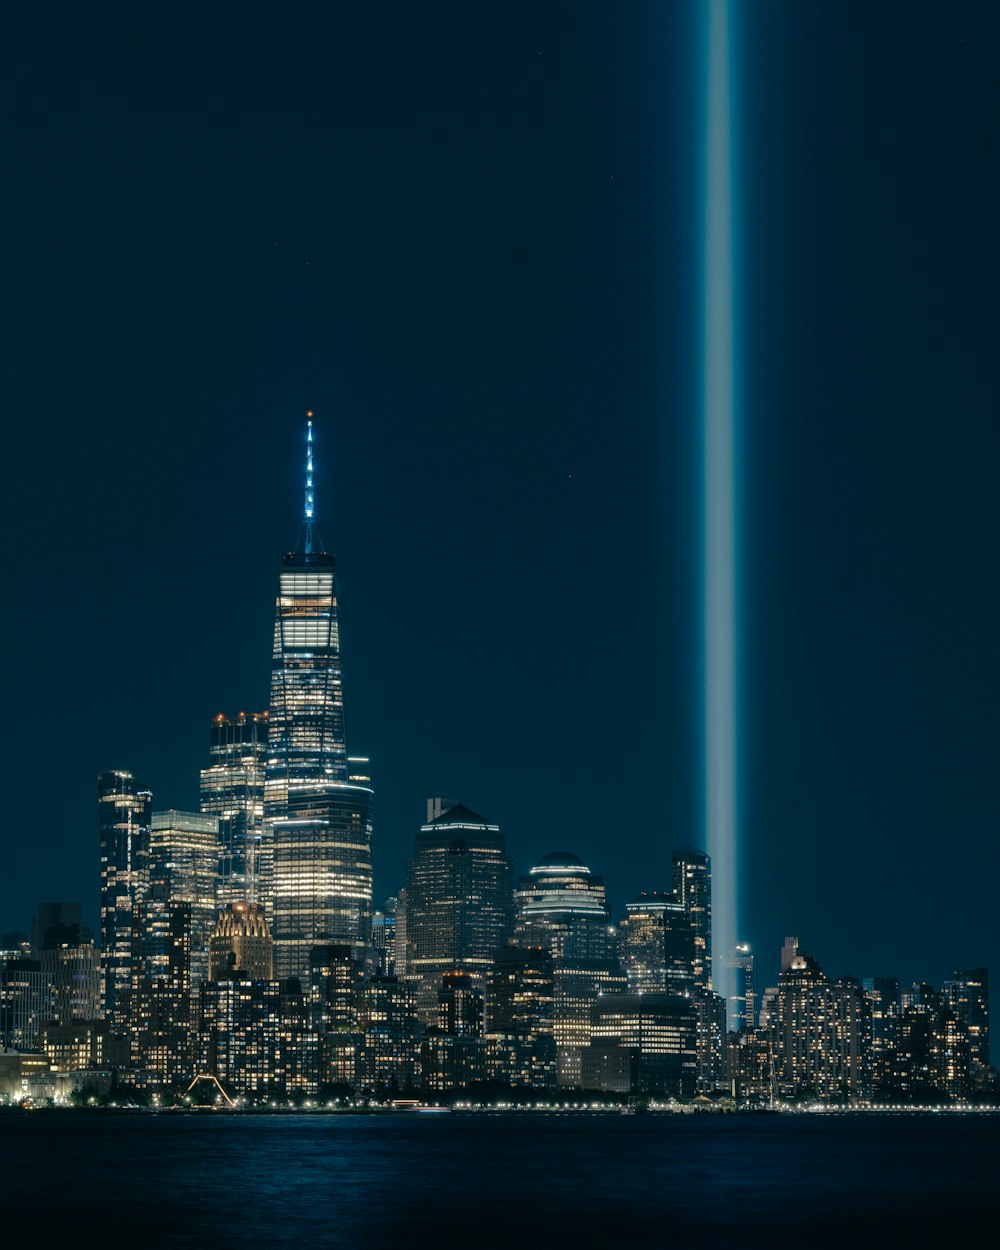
[2,1110,995,1247]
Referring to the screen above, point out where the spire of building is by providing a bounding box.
[264,422,374,980]
[304,412,316,555]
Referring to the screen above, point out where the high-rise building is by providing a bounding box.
[514,853,609,941]
[726,942,756,1032]
[403,802,513,1022]
[0,952,45,1049]
[309,946,365,1089]
[98,770,152,1035]
[30,902,84,955]
[271,782,374,981]
[422,971,486,1092]
[200,712,268,906]
[371,897,398,977]
[944,968,989,1073]
[762,944,869,1102]
[862,976,900,1092]
[357,975,420,1094]
[208,902,273,981]
[514,853,624,1086]
[265,420,373,980]
[619,893,695,995]
[485,945,556,1089]
[148,810,220,991]
[31,904,101,1025]
[134,884,193,1087]
[672,846,712,991]
[581,992,698,1097]
[198,976,282,1095]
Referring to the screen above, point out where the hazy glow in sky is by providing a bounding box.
[704,0,737,1007]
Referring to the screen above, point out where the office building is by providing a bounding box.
[209,902,273,981]
[485,945,556,1089]
[148,810,220,991]
[581,992,698,1097]
[944,968,989,1073]
[357,975,420,1093]
[403,802,513,1021]
[672,846,712,991]
[134,885,193,1087]
[371,898,398,977]
[0,952,45,1050]
[727,942,756,1032]
[619,893,695,995]
[200,711,268,906]
[421,970,486,1092]
[862,976,900,1092]
[515,852,624,1086]
[98,770,152,1036]
[265,420,373,978]
[271,781,374,980]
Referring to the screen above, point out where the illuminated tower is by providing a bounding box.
[98,769,152,1036]
[726,942,756,1032]
[148,810,221,990]
[265,418,373,979]
[619,893,695,995]
[672,846,712,991]
[513,853,625,1086]
[200,712,268,906]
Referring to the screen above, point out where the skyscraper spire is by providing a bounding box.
[304,411,315,556]
[265,421,374,980]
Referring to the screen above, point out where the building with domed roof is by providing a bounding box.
[513,852,625,1086]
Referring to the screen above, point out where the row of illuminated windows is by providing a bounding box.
[279,574,334,594]
[281,623,334,648]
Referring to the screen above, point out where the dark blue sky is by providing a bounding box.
[3,2,998,990]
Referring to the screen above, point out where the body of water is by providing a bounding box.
[2,1110,994,1247]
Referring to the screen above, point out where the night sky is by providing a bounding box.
[3,2,998,991]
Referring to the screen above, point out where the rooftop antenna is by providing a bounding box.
[304,411,315,556]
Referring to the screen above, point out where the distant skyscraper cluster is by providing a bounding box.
[0,425,993,1107]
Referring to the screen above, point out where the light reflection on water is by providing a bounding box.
[2,1111,996,1248]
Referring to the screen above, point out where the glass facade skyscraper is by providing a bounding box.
[514,853,624,1086]
[200,711,267,906]
[98,770,152,1034]
[403,802,513,1022]
[672,846,712,992]
[148,810,221,991]
[265,419,373,980]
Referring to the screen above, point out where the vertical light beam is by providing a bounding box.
[704,0,737,1010]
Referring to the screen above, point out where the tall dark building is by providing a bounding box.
[264,420,373,979]
[200,712,268,906]
[672,846,712,991]
[98,770,152,1035]
[619,893,695,995]
[422,971,486,1092]
[31,903,101,1026]
[403,801,514,1021]
[582,992,698,1097]
[726,942,757,1032]
[134,884,193,1087]
[944,968,989,1074]
[485,945,556,1089]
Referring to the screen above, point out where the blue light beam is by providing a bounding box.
[704,0,737,1010]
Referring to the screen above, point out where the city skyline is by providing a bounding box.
[2,418,991,997]
[3,3,999,993]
